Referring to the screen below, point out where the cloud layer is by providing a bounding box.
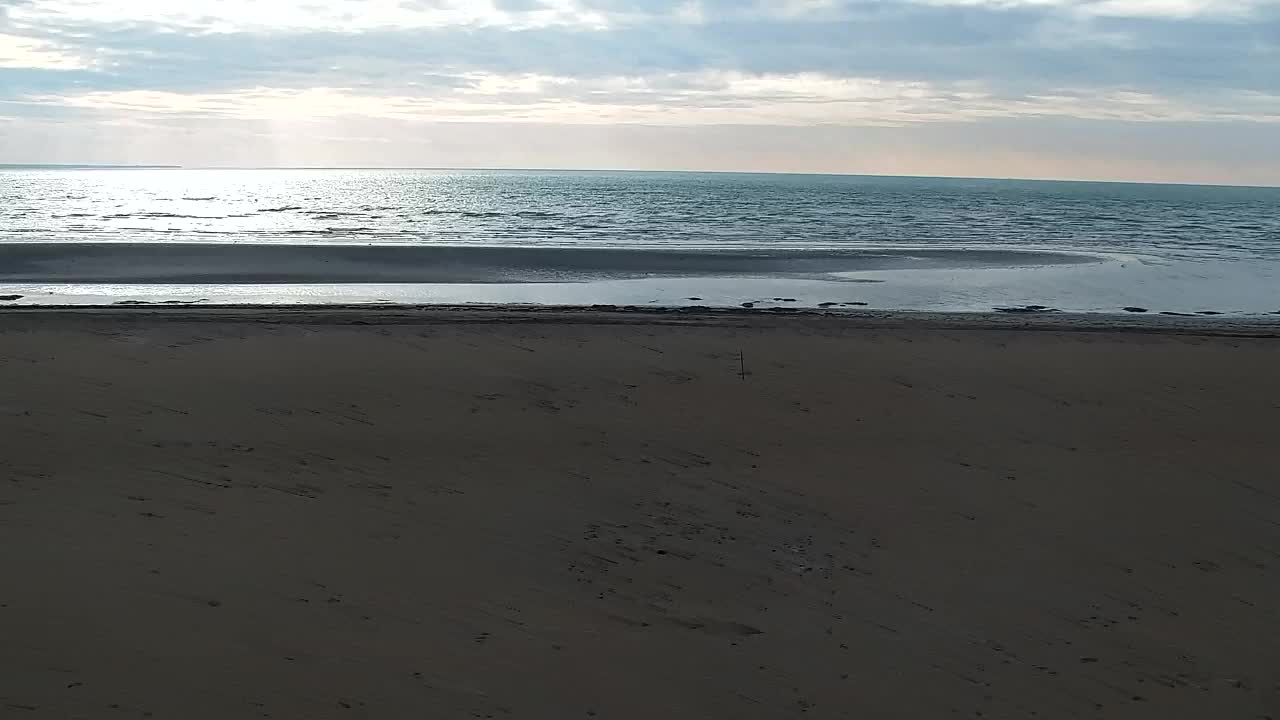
[1,0,1277,181]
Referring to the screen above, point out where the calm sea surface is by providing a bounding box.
[1,169,1278,313]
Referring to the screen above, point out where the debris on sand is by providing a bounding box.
[0,295,23,302]
[995,305,1060,314]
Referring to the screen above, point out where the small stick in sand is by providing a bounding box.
[739,350,747,381]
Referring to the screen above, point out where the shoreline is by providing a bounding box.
[4,303,1280,337]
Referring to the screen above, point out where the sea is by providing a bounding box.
[1,168,1278,315]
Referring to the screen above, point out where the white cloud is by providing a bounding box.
[1078,0,1263,18]
[5,0,611,32]
[0,32,92,69]
[910,0,1265,18]
[36,71,1280,127]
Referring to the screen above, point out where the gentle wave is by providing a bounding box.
[3,170,1278,262]
[105,212,231,220]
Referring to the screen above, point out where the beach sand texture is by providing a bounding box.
[2,309,1278,719]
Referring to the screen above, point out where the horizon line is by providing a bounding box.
[2,164,1276,190]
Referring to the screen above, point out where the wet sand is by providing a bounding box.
[1,308,1278,719]
[0,243,1093,284]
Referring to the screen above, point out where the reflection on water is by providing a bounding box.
[6,258,1279,316]
[3,169,1279,261]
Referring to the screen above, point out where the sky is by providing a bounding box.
[0,0,1277,184]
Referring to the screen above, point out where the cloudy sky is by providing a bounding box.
[1,0,1277,183]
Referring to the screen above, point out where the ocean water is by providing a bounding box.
[1,168,1278,314]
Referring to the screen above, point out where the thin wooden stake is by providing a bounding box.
[739,350,747,381]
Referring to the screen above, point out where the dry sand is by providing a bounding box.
[1,308,1278,719]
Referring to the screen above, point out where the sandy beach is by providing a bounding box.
[2,307,1278,719]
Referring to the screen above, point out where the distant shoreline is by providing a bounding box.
[0,164,182,170]
[0,164,1276,188]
